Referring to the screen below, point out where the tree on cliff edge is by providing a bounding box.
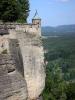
[0,0,29,22]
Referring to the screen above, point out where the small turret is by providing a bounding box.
[32,10,41,28]
[32,10,41,36]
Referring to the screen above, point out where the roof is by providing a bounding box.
[32,10,41,19]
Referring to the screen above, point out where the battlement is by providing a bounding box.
[0,22,39,29]
[0,16,41,36]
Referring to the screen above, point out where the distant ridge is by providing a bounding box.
[42,24,75,36]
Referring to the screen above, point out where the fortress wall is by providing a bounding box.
[15,24,41,36]
[0,23,41,36]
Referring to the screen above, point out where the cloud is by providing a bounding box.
[56,0,69,2]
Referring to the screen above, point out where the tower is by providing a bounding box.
[32,10,41,27]
[32,10,41,36]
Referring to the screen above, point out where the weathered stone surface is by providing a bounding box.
[17,33,46,99]
[0,17,45,99]
[0,54,28,100]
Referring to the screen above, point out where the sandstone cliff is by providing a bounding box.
[0,54,28,100]
[16,32,45,99]
[0,35,45,100]
[0,22,45,100]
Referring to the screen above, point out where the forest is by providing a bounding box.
[42,35,75,100]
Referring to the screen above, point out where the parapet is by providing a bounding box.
[0,21,41,36]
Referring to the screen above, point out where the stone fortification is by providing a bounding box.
[0,16,45,100]
[0,22,41,36]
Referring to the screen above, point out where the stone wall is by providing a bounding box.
[0,22,41,36]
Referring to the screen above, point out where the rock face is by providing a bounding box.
[16,32,45,99]
[0,33,45,100]
[0,54,28,100]
[0,16,45,99]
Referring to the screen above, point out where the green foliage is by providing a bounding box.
[43,36,75,81]
[43,62,67,100]
[17,0,29,22]
[0,0,19,22]
[42,36,75,100]
[66,82,75,100]
[0,0,29,22]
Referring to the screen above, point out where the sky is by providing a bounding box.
[28,0,75,26]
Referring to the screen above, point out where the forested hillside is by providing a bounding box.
[42,35,75,100]
[42,25,75,36]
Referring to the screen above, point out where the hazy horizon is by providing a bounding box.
[42,24,75,27]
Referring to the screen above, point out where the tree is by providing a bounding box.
[0,0,19,22]
[18,0,30,22]
[0,0,29,22]
[42,62,67,100]
[66,82,75,100]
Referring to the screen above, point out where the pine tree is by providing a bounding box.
[0,0,19,22]
[0,0,29,22]
[18,0,30,22]
[43,62,67,100]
